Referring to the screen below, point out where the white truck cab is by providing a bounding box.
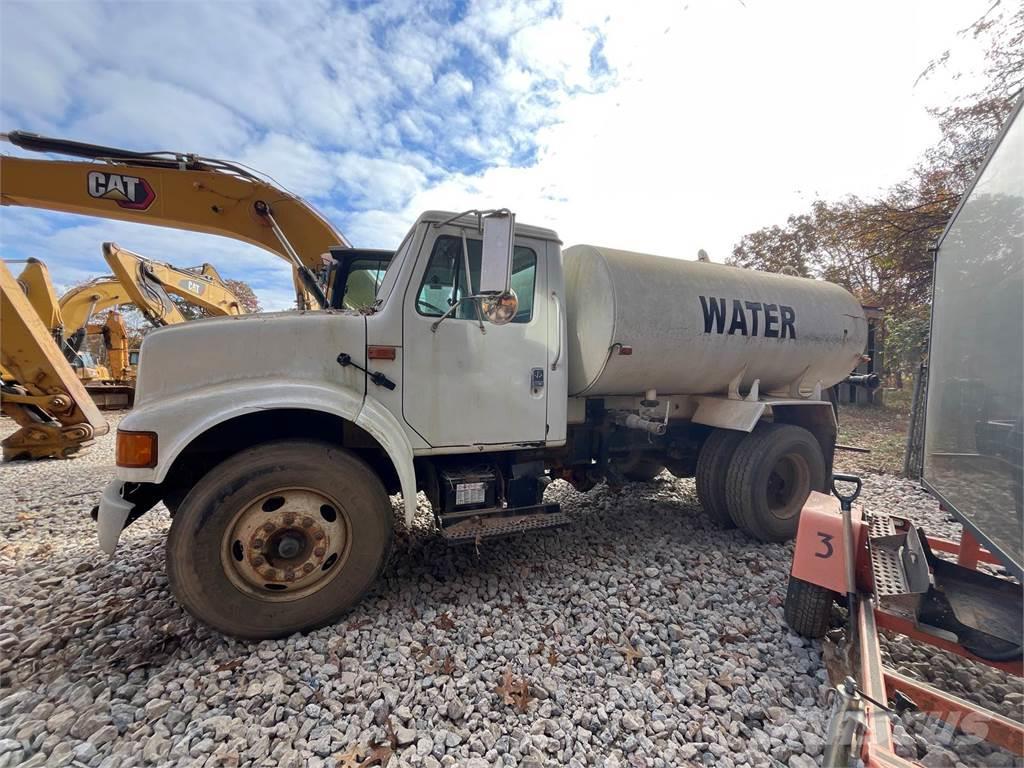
[97,209,867,638]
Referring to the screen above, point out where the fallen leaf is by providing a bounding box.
[434,612,456,631]
[617,645,643,665]
[495,668,532,713]
[334,744,393,768]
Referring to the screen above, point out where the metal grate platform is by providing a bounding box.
[440,511,569,542]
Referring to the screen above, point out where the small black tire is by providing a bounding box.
[167,440,392,640]
[621,458,665,482]
[695,429,745,528]
[784,576,836,638]
[726,423,825,542]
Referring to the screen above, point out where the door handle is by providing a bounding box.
[551,290,563,371]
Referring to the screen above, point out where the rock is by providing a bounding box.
[396,727,417,746]
[621,712,644,731]
[920,747,958,768]
[143,734,168,764]
[145,699,172,719]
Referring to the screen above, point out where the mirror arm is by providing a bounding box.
[430,294,496,333]
[460,229,486,334]
[432,208,514,233]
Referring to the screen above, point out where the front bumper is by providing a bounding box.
[92,480,163,555]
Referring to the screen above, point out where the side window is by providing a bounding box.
[416,235,537,323]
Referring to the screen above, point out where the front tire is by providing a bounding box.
[725,423,825,542]
[167,440,392,639]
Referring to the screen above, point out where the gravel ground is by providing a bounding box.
[0,414,1021,767]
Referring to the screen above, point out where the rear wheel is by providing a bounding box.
[726,423,825,542]
[784,576,836,638]
[167,440,392,639]
[695,429,745,528]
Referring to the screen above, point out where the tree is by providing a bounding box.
[171,277,262,318]
[727,4,1022,386]
[730,214,816,277]
[224,279,262,313]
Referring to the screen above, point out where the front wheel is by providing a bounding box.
[167,440,393,639]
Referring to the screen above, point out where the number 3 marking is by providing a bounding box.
[814,532,834,559]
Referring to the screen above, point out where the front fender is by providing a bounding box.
[357,395,418,527]
[117,378,419,525]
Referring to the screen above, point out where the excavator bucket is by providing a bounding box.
[0,261,109,459]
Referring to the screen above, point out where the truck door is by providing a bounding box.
[401,226,549,447]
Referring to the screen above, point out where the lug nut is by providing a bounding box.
[314,547,326,557]
[283,513,296,525]
[253,538,264,549]
[314,531,325,540]
[252,555,265,566]
[303,563,314,573]
[301,517,314,528]
[284,570,296,582]
[262,522,275,533]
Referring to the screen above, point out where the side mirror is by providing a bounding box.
[481,290,518,325]
[479,211,515,295]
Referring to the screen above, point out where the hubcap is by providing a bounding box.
[221,487,351,602]
[766,453,810,520]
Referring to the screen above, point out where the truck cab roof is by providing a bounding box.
[417,210,561,244]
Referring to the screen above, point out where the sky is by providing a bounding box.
[0,0,993,310]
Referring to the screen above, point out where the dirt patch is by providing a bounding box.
[834,388,912,476]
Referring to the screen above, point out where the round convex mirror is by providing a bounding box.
[481,290,518,325]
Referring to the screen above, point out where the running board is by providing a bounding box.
[439,503,567,543]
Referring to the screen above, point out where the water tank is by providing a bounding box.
[563,244,867,397]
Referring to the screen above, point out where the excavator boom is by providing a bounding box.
[102,243,243,323]
[1,131,349,308]
[0,261,108,460]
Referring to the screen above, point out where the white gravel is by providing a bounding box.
[0,414,1020,767]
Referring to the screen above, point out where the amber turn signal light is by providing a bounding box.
[116,430,158,468]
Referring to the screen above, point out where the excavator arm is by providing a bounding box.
[1,131,350,308]
[7,258,65,339]
[102,242,243,323]
[1,261,108,460]
[59,243,247,338]
[59,276,152,338]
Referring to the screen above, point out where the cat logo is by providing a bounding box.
[87,171,156,211]
[179,278,206,295]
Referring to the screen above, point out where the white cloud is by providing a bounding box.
[0,0,997,314]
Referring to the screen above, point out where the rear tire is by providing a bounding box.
[784,576,836,638]
[167,440,392,639]
[726,423,825,542]
[695,429,745,528]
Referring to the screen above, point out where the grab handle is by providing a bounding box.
[551,290,563,371]
[831,473,862,511]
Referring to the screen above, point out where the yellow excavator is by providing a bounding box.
[1,131,350,309]
[1,260,109,460]
[10,244,248,410]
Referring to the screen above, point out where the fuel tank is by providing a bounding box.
[563,244,867,397]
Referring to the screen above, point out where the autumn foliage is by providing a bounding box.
[729,2,1023,384]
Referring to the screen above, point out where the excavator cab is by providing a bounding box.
[325,248,394,311]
